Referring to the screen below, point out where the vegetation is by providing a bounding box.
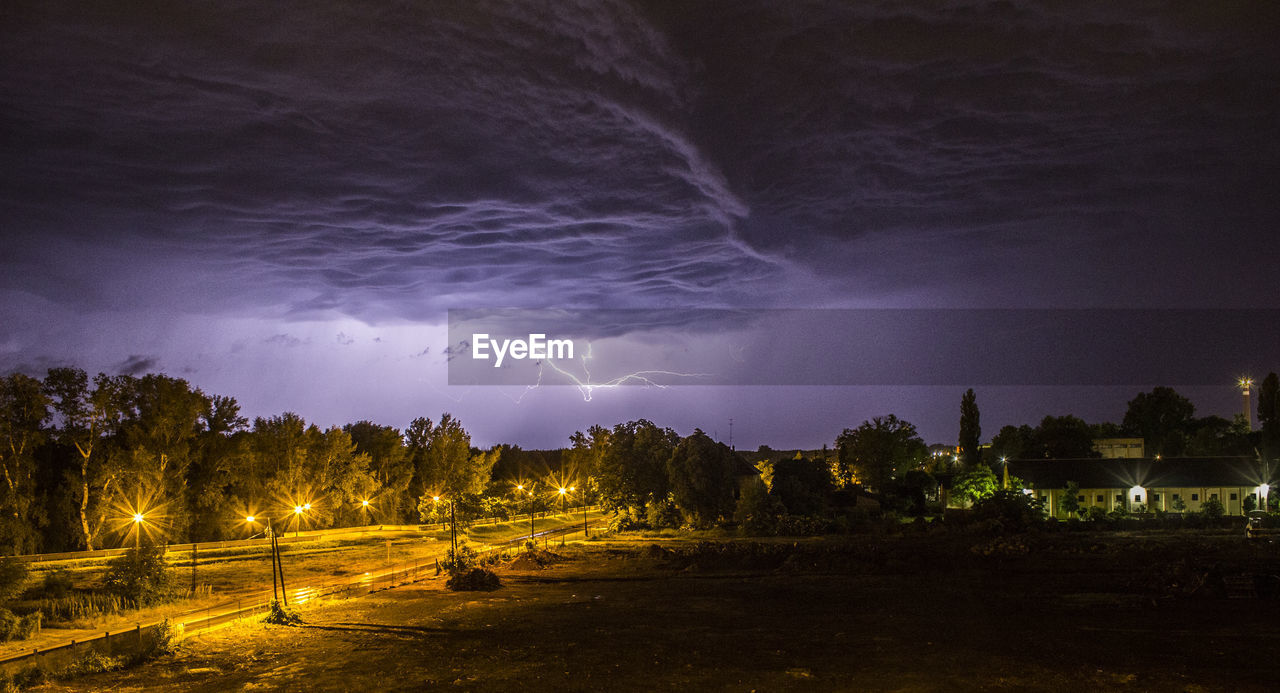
[958,388,981,467]
[102,545,178,607]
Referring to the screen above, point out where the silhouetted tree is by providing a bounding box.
[667,429,738,527]
[959,389,981,468]
[1123,386,1194,456]
[835,415,926,491]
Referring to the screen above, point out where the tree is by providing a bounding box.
[768,455,834,516]
[1031,415,1097,459]
[835,415,926,492]
[345,421,412,522]
[1259,372,1279,463]
[0,373,51,554]
[1061,481,1082,519]
[418,414,486,497]
[667,429,738,527]
[951,464,997,506]
[959,389,981,468]
[595,420,678,516]
[1123,386,1195,457]
[1201,496,1224,518]
[1185,415,1253,456]
[990,424,1035,461]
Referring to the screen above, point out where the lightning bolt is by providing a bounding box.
[505,341,710,403]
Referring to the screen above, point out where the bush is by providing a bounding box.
[734,479,780,536]
[970,490,1045,532]
[648,500,684,530]
[0,608,41,642]
[441,542,478,574]
[40,570,74,600]
[263,600,302,626]
[1202,497,1225,518]
[102,545,179,607]
[445,567,501,591]
[0,557,28,603]
[59,650,124,678]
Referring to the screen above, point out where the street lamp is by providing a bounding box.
[361,499,372,526]
[245,515,287,605]
[132,513,145,550]
[292,503,311,538]
[558,487,568,546]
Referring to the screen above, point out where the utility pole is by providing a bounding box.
[729,418,734,450]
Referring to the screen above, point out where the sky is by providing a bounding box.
[2,1,1278,449]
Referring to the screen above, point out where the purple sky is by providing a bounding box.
[2,1,1277,448]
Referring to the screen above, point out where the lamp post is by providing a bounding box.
[361,499,371,526]
[292,503,310,538]
[246,515,287,605]
[131,513,144,550]
[558,487,568,546]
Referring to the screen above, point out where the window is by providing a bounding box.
[1211,493,1219,500]
[1096,495,1104,503]
[1229,493,1237,501]
[1134,495,1142,503]
[1172,493,1180,500]
[1115,495,1124,503]
[1191,493,1199,501]
[1077,495,1086,502]
[1153,494,1161,502]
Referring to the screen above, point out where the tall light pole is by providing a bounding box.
[361,499,371,526]
[247,515,286,604]
[131,513,144,550]
[1240,377,1255,430]
[558,487,568,546]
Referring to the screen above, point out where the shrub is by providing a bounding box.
[59,650,123,678]
[102,545,178,607]
[441,542,478,574]
[734,479,780,536]
[0,608,41,642]
[970,490,1045,532]
[1202,497,1225,518]
[40,570,74,600]
[263,600,302,626]
[0,557,28,603]
[445,567,501,591]
[648,500,684,530]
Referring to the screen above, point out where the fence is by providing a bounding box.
[0,517,605,676]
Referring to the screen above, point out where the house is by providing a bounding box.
[1007,456,1273,517]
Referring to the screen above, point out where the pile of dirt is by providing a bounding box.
[507,549,565,571]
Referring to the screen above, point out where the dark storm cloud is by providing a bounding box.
[1,0,1277,329]
[0,0,771,322]
[115,354,159,376]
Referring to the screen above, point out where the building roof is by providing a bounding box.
[1007,456,1272,490]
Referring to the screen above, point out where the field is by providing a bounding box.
[27,528,1280,692]
[3,512,602,662]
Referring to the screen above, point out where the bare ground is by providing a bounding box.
[30,532,1280,692]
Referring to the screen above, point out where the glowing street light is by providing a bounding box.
[132,513,145,550]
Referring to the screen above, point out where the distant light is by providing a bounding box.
[433,496,440,502]
[517,485,523,490]
[304,503,311,510]
[132,513,144,523]
[245,516,255,523]
[294,506,303,514]
[569,486,575,492]
[558,487,566,495]
[361,500,370,507]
